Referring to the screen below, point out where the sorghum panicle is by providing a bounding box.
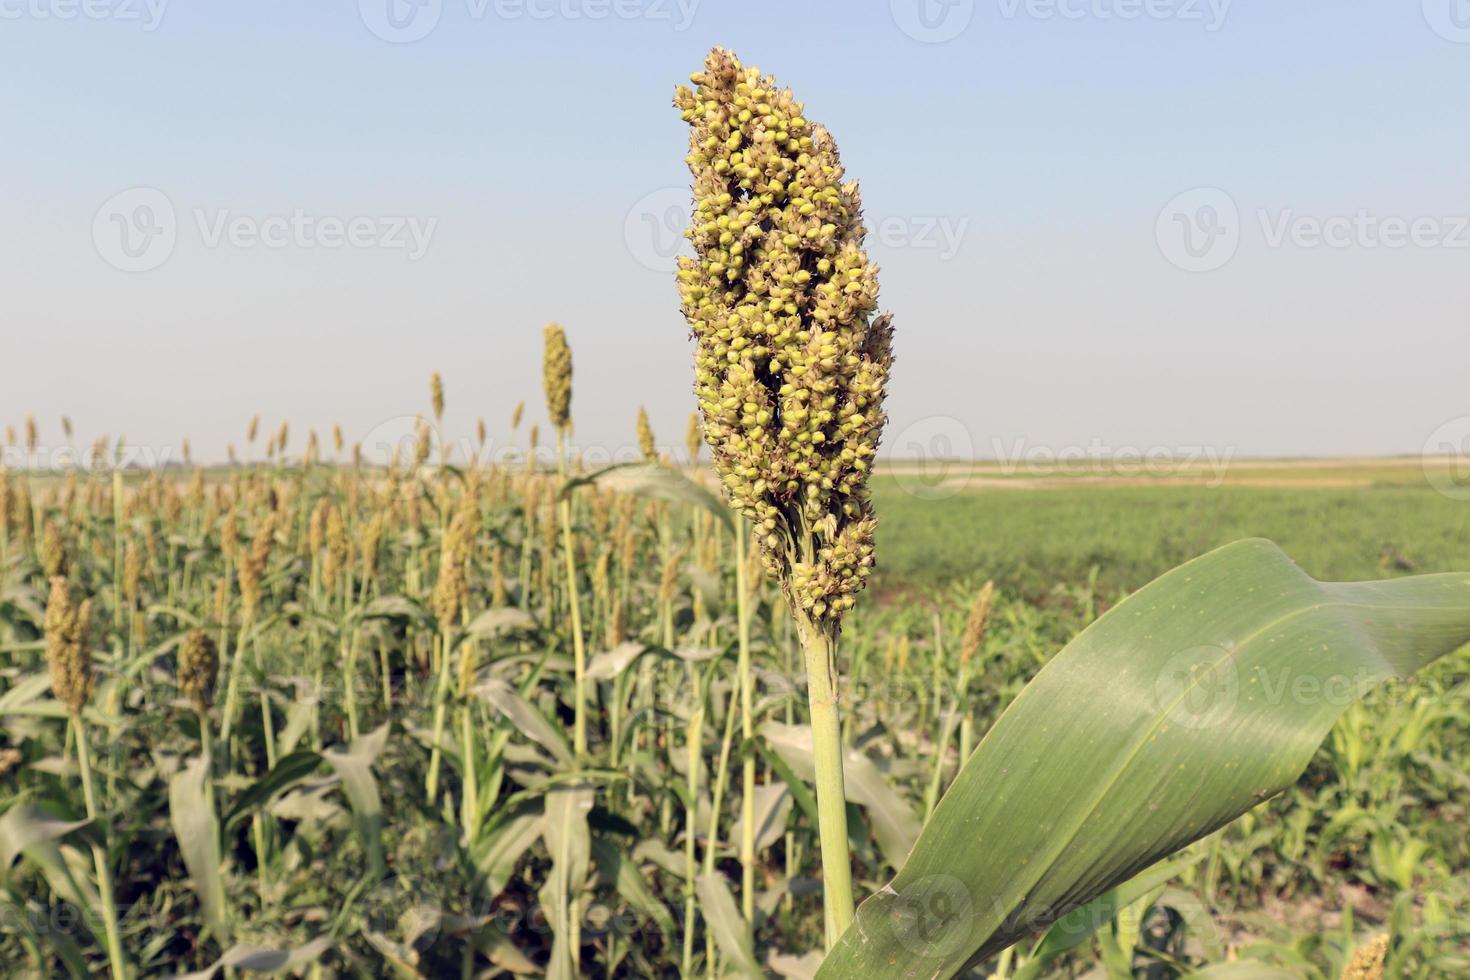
[178,628,219,712]
[542,324,573,432]
[674,47,894,626]
[44,577,93,715]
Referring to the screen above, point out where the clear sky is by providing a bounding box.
[4,1,1468,466]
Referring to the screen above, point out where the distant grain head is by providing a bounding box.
[542,323,573,432]
[44,577,93,715]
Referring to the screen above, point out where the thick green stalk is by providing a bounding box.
[555,429,588,761]
[681,693,704,977]
[798,621,855,948]
[74,717,128,980]
[218,619,252,760]
[734,521,756,927]
[425,632,451,802]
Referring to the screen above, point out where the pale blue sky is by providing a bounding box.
[3,1,1468,464]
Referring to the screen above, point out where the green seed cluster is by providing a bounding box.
[637,406,656,462]
[178,628,219,712]
[542,323,573,432]
[44,577,93,715]
[674,47,893,623]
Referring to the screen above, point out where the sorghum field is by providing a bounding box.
[2,399,1467,979]
[6,47,1469,980]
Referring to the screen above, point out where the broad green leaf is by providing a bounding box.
[0,805,89,875]
[730,782,794,854]
[819,539,1470,979]
[167,936,332,979]
[455,606,537,646]
[760,722,919,871]
[591,836,675,938]
[586,641,649,682]
[321,723,390,876]
[539,780,594,980]
[695,871,762,979]
[474,799,545,896]
[168,755,228,942]
[563,462,732,530]
[474,677,573,767]
[225,750,324,832]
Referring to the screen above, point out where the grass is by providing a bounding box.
[0,452,1465,978]
[870,478,1470,599]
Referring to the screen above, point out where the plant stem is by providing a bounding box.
[74,716,128,980]
[734,521,756,928]
[797,620,855,948]
[555,429,588,762]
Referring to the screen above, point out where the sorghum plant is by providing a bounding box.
[675,46,895,945]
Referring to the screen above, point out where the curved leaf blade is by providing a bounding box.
[819,539,1470,979]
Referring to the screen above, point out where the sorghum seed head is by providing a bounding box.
[415,419,432,468]
[44,578,93,715]
[1341,935,1388,980]
[511,401,525,430]
[123,540,143,606]
[178,628,219,712]
[41,521,67,578]
[542,324,573,432]
[637,407,657,462]
[674,47,894,628]
[247,415,260,444]
[959,581,995,671]
[431,371,445,420]
[686,411,703,466]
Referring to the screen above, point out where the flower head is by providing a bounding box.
[674,47,894,626]
[178,628,219,712]
[542,324,573,432]
[45,577,93,715]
